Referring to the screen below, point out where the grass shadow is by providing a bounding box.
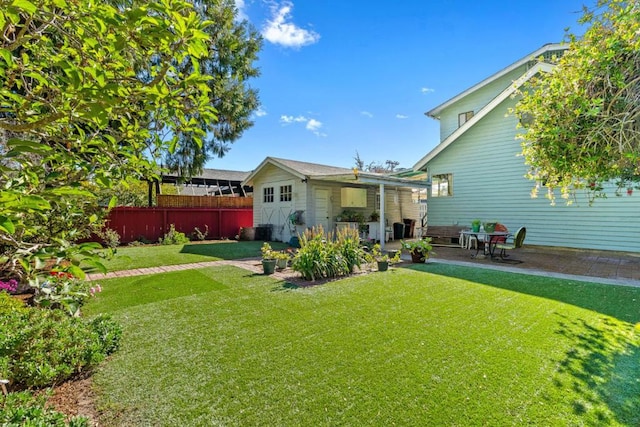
[407,263,640,323]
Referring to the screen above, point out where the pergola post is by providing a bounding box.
[379,183,385,250]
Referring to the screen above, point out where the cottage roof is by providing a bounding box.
[243,157,430,189]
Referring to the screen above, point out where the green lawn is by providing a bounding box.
[97,240,289,271]
[84,263,640,426]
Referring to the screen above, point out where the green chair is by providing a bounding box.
[492,227,526,262]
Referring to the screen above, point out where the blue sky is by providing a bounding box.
[208,0,592,172]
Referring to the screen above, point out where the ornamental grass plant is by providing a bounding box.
[291,225,369,280]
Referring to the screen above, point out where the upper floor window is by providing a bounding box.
[263,187,274,203]
[431,173,452,197]
[280,184,292,202]
[458,111,474,127]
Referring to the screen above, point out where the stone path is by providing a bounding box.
[86,252,640,288]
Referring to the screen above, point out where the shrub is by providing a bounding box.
[0,301,122,389]
[97,228,121,249]
[32,272,99,317]
[191,225,209,241]
[291,226,368,281]
[159,224,190,245]
[0,390,89,426]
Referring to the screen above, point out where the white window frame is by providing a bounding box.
[431,173,453,197]
[280,184,292,202]
[458,111,474,127]
[263,186,274,203]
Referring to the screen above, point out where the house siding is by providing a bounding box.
[251,164,420,243]
[426,95,640,252]
[439,67,526,140]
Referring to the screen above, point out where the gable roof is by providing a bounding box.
[425,43,567,119]
[243,157,430,189]
[413,44,566,171]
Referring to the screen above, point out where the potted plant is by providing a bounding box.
[371,243,401,271]
[272,251,290,270]
[483,221,497,233]
[401,238,434,263]
[471,219,481,232]
[260,242,277,275]
[369,210,380,222]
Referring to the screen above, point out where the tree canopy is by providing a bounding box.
[515,0,640,203]
[163,0,262,177]
[0,0,218,280]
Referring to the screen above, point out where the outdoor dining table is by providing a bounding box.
[460,230,510,258]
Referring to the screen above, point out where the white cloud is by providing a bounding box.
[360,111,373,118]
[280,114,326,136]
[396,114,409,119]
[254,107,267,117]
[421,87,435,94]
[280,114,308,124]
[306,118,321,131]
[262,2,320,48]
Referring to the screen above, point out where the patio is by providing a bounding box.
[387,240,640,285]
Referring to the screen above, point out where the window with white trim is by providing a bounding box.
[431,174,452,197]
[263,187,274,203]
[458,111,474,127]
[280,184,292,202]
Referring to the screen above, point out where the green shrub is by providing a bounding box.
[0,390,89,426]
[97,227,121,249]
[0,301,121,388]
[32,272,98,317]
[159,224,190,245]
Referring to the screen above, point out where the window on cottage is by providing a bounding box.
[280,184,292,202]
[431,174,453,197]
[263,187,274,203]
[458,111,474,127]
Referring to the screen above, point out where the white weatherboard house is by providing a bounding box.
[242,157,429,248]
[414,43,640,253]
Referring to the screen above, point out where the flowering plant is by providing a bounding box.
[261,242,275,260]
[33,271,101,316]
[0,279,18,294]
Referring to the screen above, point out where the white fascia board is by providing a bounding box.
[425,43,567,119]
[413,62,554,171]
[313,174,432,189]
[241,157,306,187]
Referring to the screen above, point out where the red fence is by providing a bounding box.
[105,206,253,244]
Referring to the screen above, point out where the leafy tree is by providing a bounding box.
[515,0,640,203]
[0,0,215,280]
[164,0,262,177]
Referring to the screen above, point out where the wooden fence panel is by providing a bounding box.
[105,206,253,243]
[157,195,252,209]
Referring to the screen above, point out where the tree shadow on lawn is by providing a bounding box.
[552,314,640,425]
[180,240,289,260]
[408,263,640,425]
[407,263,640,324]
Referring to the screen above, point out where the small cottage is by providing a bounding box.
[242,157,429,247]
